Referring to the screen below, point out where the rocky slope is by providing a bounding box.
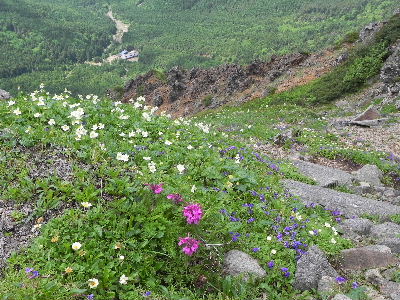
[110,48,346,117]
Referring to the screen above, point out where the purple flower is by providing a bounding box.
[247,217,255,223]
[25,268,34,274]
[144,291,152,297]
[29,270,40,279]
[283,271,291,278]
[336,276,347,283]
[87,294,94,300]
[352,282,359,289]
[267,261,275,268]
[252,247,260,252]
[167,193,183,204]
[281,267,289,272]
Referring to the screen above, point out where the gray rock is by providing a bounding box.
[283,180,400,217]
[365,286,390,300]
[353,164,383,186]
[332,294,352,300]
[379,238,400,254]
[224,250,266,279]
[353,105,381,121]
[360,22,384,43]
[294,245,338,291]
[381,281,400,300]
[340,218,374,236]
[350,118,389,127]
[365,269,386,285]
[317,276,337,294]
[371,222,400,239]
[292,160,354,188]
[339,245,398,271]
[0,89,11,100]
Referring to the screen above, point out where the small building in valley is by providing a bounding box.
[120,50,139,60]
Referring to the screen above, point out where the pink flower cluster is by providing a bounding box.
[183,203,203,224]
[178,236,201,256]
[145,183,163,194]
[167,193,184,204]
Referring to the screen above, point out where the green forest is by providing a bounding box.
[0,0,399,96]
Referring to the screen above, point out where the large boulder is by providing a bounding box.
[340,218,374,236]
[283,180,400,217]
[292,160,354,188]
[379,238,400,254]
[294,245,338,291]
[223,250,266,279]
[371,222,400,239]
[353,164,383,187]
[381,40,400,96]
[339,245,398,271]
[0,89,11,100]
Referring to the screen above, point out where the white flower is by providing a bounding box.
[8,100,15,106]
[143,157,151,161]
[90,131,99,139]
[119,274,129,285]
[34,113,42,118]
[70,108,84,119]
[148,161,156,173]
[187,145,194,150]
[165,140,172,146]
[98,123,104,129]
[92,124,98,131]
[61,125,70,131]
[99,143,106,151]
[48,119,56,126]
[13,108,22,115]
[119,115,129,120]
[158,132,163,135]
[72,242,82,251]
[39,83,45,89]
[235,154,241,164]
[76,125,87,138]
[176,164,185,174]
[88,278,99,289]
[331,238,337,244]
[119,255,125,260]
[141,131,149,138]
[31,223,42,232]
[309,231,315,235]
[137,96,145,102]
[119,132,126,137]
[133,102,143,109]
[324,222,331,228]
[191,185,196,193]
[271,249,277,255]
[81,202,92,208]
[267,236,272,241]
[142,112,151,121]
[128,131,136,138]
[116,153,129,162]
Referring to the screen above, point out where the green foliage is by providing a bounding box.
[337,31,360,45]
[0,89,352,299]
[203,95,213,107]
[1,0,399,96]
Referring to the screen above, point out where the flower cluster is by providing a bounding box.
[183,203,203,224]
[178,236,201,256]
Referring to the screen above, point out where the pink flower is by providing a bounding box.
[178,236,200,256]
[183,203,203,224]
[145,183,163,194]
[167,193,183,204]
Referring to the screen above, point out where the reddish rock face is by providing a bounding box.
[112,52,325,117]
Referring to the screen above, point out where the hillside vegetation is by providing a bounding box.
[1,0,399,96]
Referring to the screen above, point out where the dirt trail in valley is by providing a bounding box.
[106,9,129,44]
[85,9,130,65]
